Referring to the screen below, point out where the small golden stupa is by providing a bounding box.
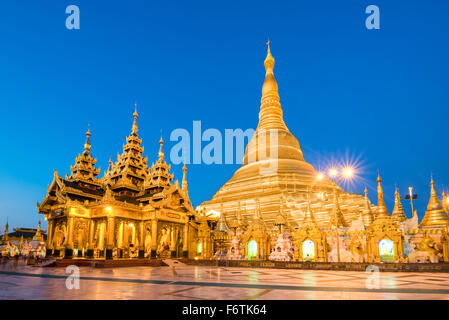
[420,178,449,228]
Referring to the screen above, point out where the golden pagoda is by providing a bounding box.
[419,177,449,228]
[198,43,370,230]
[392,188,407,222]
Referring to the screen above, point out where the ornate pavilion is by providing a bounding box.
[37,44,449,263]
[37,108,197,259]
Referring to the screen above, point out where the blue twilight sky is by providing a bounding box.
[0,0,448,229]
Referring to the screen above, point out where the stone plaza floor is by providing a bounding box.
[0,260,448,300]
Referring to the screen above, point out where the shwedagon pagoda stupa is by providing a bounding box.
[198,43,374,230]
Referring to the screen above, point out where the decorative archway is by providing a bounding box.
[302,240,315,261]
[378,238,395,262]
[247,240,258,260]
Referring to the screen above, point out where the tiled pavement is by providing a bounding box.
[0,261,448,300]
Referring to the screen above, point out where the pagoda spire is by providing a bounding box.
[68,128,101,183]
[3,218,8,242]
[420,176,449,228]
[182,163,188,192]
[132,103,139,134]
[362,187,374,226]
[158,134,165,161]
[145,134,174,190]
[215,205,231,234]
[375,172,389,218]
[84,128,91,153]
[257,41,288,132]
[109,106,148,192]
[329,189,347,228]
[392,188,407,222]
[303,198,316,225]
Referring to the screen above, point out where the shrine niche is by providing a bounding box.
[194,213,213,259]
[366,216,404,263]
[294,224,326,262]
[240,202,269,260]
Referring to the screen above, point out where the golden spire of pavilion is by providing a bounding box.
[84,128,92,153]
[132,103,139,134]
[158,133,164,160]
[392,188,407,222]
[68,128,101,183]
[181,163,190,201]
[146,133,174,189]
[420,176,449,228]
[109,106,148,192]
[182,163,188,191]
[375,172,389,218]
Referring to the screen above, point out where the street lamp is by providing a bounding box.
[405,187,418,216]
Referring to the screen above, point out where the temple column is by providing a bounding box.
[106,217,115,259]
[182,223,188,258]
[46,219,54,256]
[86,219,95,258]
[170,225,176,258]
[64,217,74,258]
[151,219,157,258]
[201,238,205,259]
[138,221,145,259]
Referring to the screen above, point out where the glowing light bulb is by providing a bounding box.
[317,173,324,180]
[343,167,354,178]
[329,169,337,177]
[105,206,112,212]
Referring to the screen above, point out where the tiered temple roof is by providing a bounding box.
[66,129,101,185]
[107,105,148,195]
[38,105,193,215]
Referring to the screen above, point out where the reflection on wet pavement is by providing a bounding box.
[1,260,449,300]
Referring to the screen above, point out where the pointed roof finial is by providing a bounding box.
[132,103,139,134]
[376,172,389,218]
[420,176,449,227]
[182,162,188,192]
[84,125,92,153]
[158,131,164,160]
